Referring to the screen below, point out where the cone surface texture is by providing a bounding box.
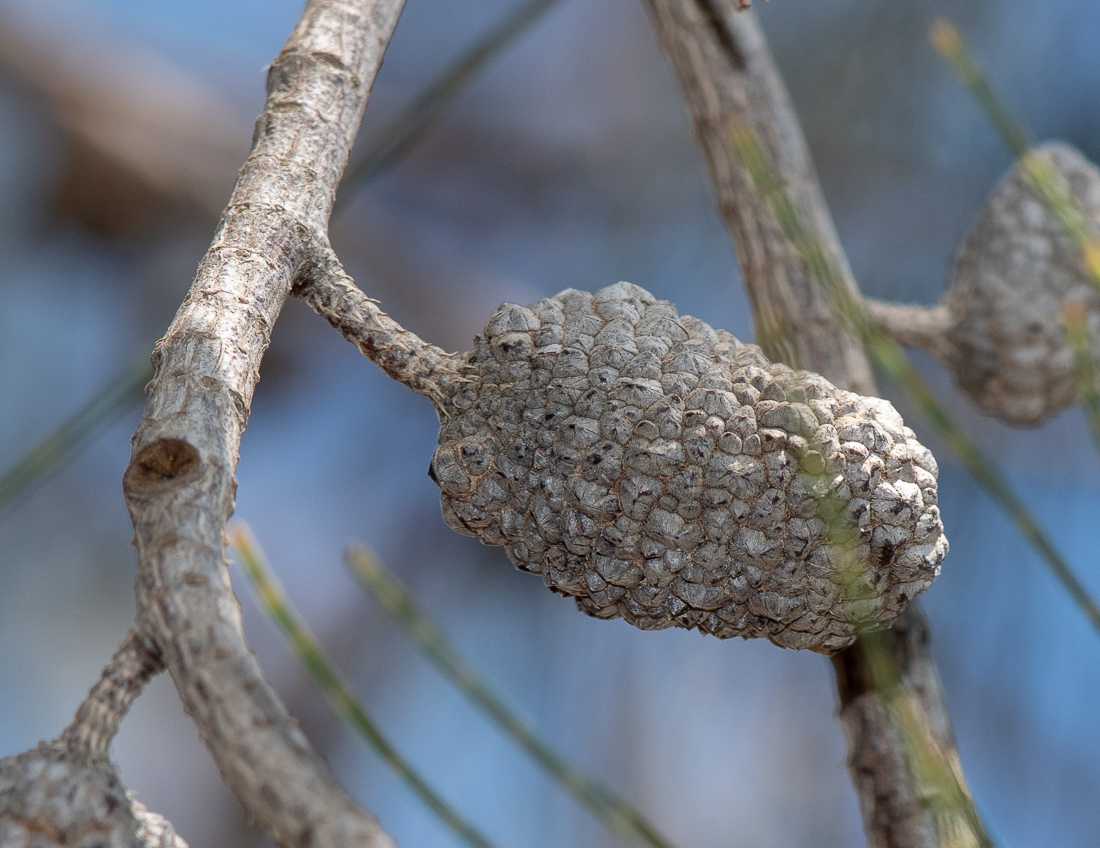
[0,743,186,848]
[945,141,1100,424]
[431,283,947,653]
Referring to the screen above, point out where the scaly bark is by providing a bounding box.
[121,2,406,846]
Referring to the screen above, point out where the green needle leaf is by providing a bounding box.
[229,523,502,848]
[1061,300,1100,458]
[928,20,1032,159]
[0,356,152,519]
[346,547,679,848]
[931,19,1100,293]
[335,0,562,211]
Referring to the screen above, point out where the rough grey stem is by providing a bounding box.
[295,246,462,408]
[833,605,983,848]
[121,1,405,846]
[58,628,164,759]
[866,300,955,362]
[640,0,875,396]
[640,2,976,845]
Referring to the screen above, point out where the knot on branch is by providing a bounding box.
[123,439,202,496]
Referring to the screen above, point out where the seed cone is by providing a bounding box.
[429,283,946,653]
[0,743,187,848]
[944,142,1100,424]
[872,142,1100,425]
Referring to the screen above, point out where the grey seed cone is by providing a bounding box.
[0,743,186,848]
[943,141,1100,425]
[430,282,947,653]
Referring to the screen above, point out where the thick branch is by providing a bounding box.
[640,3,975,845]
[641,0,874,395]
[121,2,405,846]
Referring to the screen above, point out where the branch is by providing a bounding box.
[639,3,977,845]
[121,2,407,846]
[294,246,460,407]
[59,628,164,759]
[1,630,181,847]
[833,605,977,848]
[864,300,955,362]
[0,742,188,848]
[641,0,874,395]
[0,10,246,224]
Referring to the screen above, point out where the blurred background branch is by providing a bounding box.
[0,8,244,231]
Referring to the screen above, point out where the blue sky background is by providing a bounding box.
[2,1,1100,846]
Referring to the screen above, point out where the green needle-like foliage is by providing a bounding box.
[1061,300,1100,458]
[229,523,502,848]
[335,0,562,211]
[928,20,1031,160]
[347,547,678,848]
[732,126,1100,639]
[0,356,152,519]
[0,0,563,526]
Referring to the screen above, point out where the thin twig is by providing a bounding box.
[347,547,677,848]
[863,300,955,362]
[638,4,976,845]
[230,525,501,848]
[121,2,407,846]
[295,247,460,406]
[58,628,164,759]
